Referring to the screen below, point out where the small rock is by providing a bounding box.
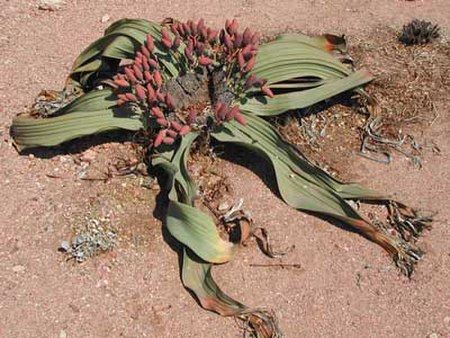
[101,14,111,23]
[80,149,96,163]
[28,154,35,160]
[444,316,450,327]
[12,265,25,273]
[59,329,67,338]
[218,201,230,211]
[428,333,439,338]
[38,0,63,11]
[59,240,71,252]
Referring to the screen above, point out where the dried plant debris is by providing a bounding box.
[399,19,440,46]
[60,215,117,262]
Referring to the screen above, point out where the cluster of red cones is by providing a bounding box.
[113,18,274,147]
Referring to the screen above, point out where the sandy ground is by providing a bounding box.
[0,1,449,337]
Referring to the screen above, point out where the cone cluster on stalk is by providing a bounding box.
[112,18,274,147]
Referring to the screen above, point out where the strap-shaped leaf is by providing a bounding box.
[182,249,282,337]
[167,202,236,264]
[70,19,180,89]
[152,133,236,264]
[11,89,142,151]
[240,70,373,116]
[211,113,383,221]
[181,248,246,314]
[244,34,372,117]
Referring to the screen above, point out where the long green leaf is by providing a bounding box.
[152,133,281,336]
[211,113,384,221]
[182,248,245,315]
[70,19,180,89]
[240,70,373,116]
[152,133,237,264]
[11,89,142,150]
[245,35,372,117]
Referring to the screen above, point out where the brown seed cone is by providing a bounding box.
[113,79,130,87]
[234,112,248,125]
[117,94,128,101]
[171,121,182,131]
[197,18,205,32]
[195,42,205,55]
[146,35,155,51]
[225,19,231,32]
[214,102,225,121]
[245,56,255,72]
[141,45,151,58]
[142,59,150,72]
[224,34,233,51]
[154,129,166,147]
[200,27,208,41]
[241,44,254,60]
[151,107,165,119]
[162,37,172,49]
[219,105,229,121]
[153,71,163,87]
[198,55,212,66]
[179,125,191,136]
[207,29,218,42]
[156,118,169,127]
[165,93,176,110]
[188,20,197,35]
[172,36,181,50]
[234,33,243,49]
[148,59,159,69]
[237,51,245,69]
[178,23,186,37]
[135,84,146,102]
[156,90,165,102]
[163,137,175,145]
[254,78,267,88]
[133,65,144,81]
[242,27,252,45]
[146,84,156,102]
[187,39,194,51]
[134,56,143,67]
[170,23,179,36]
[251,32,261,44]
[144,70,153,83]
[125,93,137,102]
[183,22,191,36]
[161,28,170,41]
[244,74,257,90]
[184,47,194,63]
[124,67,137,84]
[166,129,178,138]
[228,19,239,34]
[261,86,274,98]
[225,105,240,121]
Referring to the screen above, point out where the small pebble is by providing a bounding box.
[101,14,111,23]
[38,0,63,11]
[59,240,71,252]
[80,149,96,163]
[12,265,25,273]
[59,329,67,338]
[218,201,230,211]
